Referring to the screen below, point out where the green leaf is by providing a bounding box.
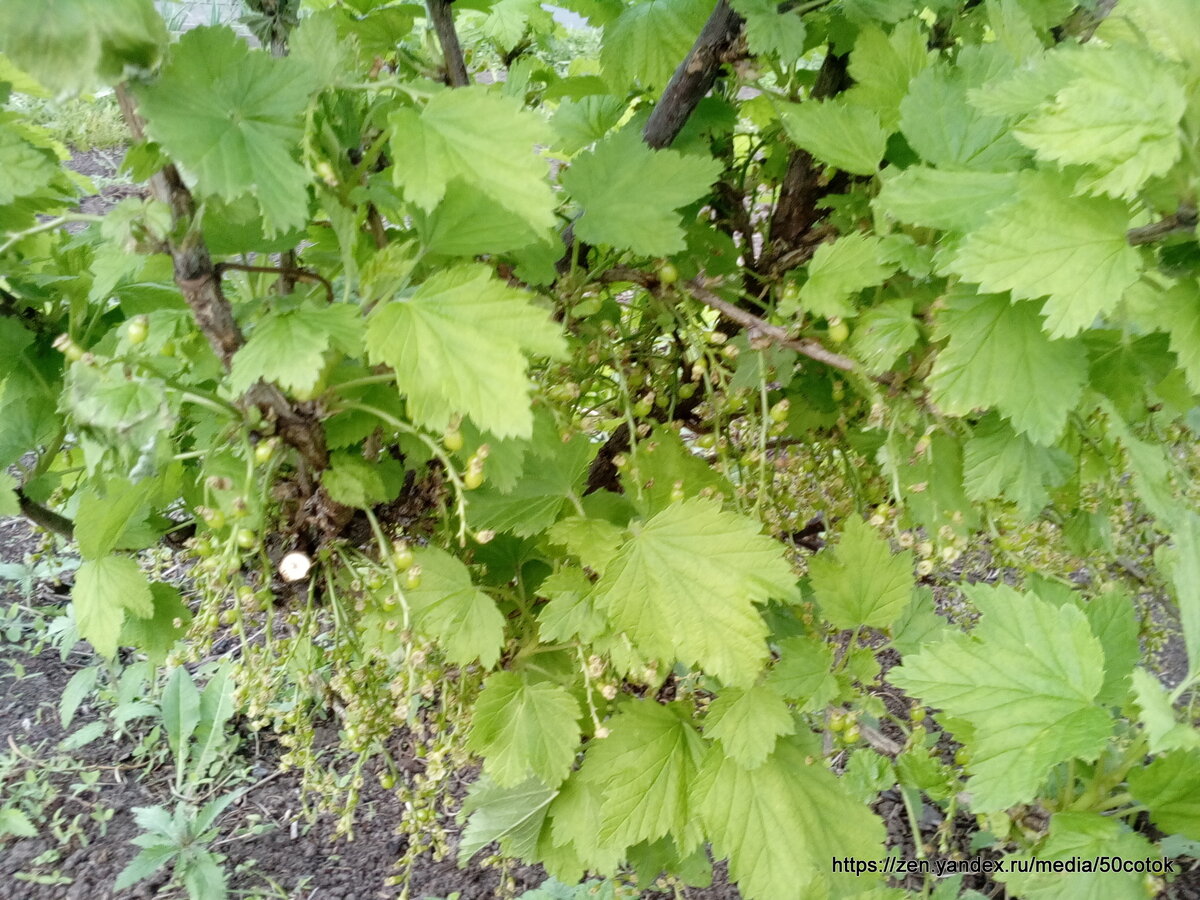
[579,701,704,850]
[731,0,806,65]
[997,812,1156,900]
[0,123,56,205]
[766,635,838,711]
[469,435,592,537]
[137,27,313,234]
[0,807,37,839]
[415,181,545,257]
[406,547,505,667]
[928,291,1087,445]
[875,166,1019,232]
[72,556,154,658]
[1167,513,1200,681]
[600,0,712,91]
[704,685,795,769]
[0,0,167,93]
[460,776,557,864]
[890,585,1111,812]
[891,588,952,658]
[1105,405,1182,527]
[1013,47,1187,199]
[900,59,1026,170]
[0,472,18,518]
[1080,590,1139,708]
[696,738,886,899]
[161,665,201,758]
[537,568,609,644]
[468,671,582,788]
[845,20,930,130]
[593,498,798,686]
[229,304,362,396]
[796,233,896,320]
[547,518,625,576]
[1129,751,1200,841]
[848,298,920,374]
[74,478,152,560]
[561,129,721,256]
[962,414,1072,517]
[949,172,1142,337]
[1131,669,1200,754]
[365,264,564,439]
[777,99,887,176]
[388,87,556,232]
[808,515,913,631]
[1135,279,1200,395]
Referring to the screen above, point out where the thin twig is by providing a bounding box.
[1127,206,1198,246]
[216,261,335,304]
[688,278,856,372]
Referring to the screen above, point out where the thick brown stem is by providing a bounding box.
[17,489,74,540]
[642,0,744,150]
[1127,206,1198,246]
[427,0,470,87]
[763,52,851,275]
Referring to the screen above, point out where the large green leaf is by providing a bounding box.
[875,166,1018,232]
[593,498,797,686]
[777,99,888,176]
[365,264,564,438]
[796,232,897,320]
[229,304,362,396]
[731,0,806,65]
[388,87,556,233]
[0,123,57,205]
[406,547,505,667]
[890,585,1111,811]
[928,291,1087,445]
[696,738,886,899]
[997,812,1156,900]
[0,0,166,93]
[845,20,929,130]
[459,776,557,863]
[74,478,153,560]
[808,514,913,631]
[468,435,592,537]
[468,671,582,789]
[1013,47,1186,199]
[578,701,705,850]
[600,0,712,91]
[949,172,1142,337]
[1129,751,1200,841]
[962,414,1072,517]
[561,129,721,256]
[73,555,154,658]
[137,27,313,234]
[703,685,794,770]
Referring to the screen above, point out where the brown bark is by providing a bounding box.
[427,0,470,87]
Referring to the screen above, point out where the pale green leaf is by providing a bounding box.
[547,517,626,575]
[468,672,581,788]
[406,547,505,667]
[0,807,37,839]
[561,129,721,256]
[1080,589,1139,708]
[1129,751,1200,841]
[544,774,624,876]
[593,498,797,686]
[891,588,952,658]
[808,515,913,631]
[229,304,362,395]
[797,232,897,320]
[0,123,56,205]
[696,738,886,899]
[1013,46,1186,199]
[900,59,1026,170]
[0,472,19,518]
[845,20,930,130]
[600,0,712,91]
[0,0,166,93]
[468,436,592,537]
[119,582,192,666]
[536,568,608,644]
[74,478,152,560]
[1131,669,1200,754]
[415,180,544,257]
[73,556,154,658]
[704,685,795,769]
[731,0,806,65]
[550,95,626,155]
[928,291,1087,445]
[161,666,201,757]
[365,264,564,438]
[1098,0,1200,67]
[767,635,838,712]
[890,585,1111,812]
[1104,405,1182,527]
[138,27,313,234]
[874,166,1019,232]
[997,812,1155,900]
[579,701,704,849]
[388,87,556,232]
[778,99,887,176]
[848,298,920,374]
[962,414,1072,517]
[949,172,1142,337]
[1138,279,1200,396]
[1167,513,1200,681]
